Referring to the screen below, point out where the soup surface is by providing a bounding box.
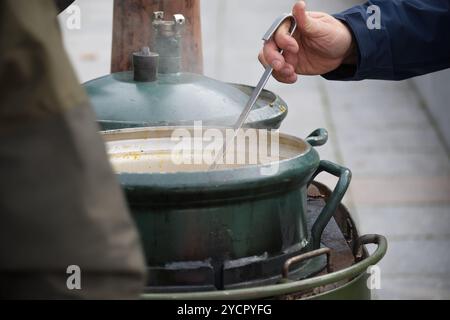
[103,128,309,173]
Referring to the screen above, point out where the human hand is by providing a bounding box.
[258,1,356,83]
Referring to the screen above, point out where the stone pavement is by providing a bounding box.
[59,0,450,299]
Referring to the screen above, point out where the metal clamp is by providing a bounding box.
[282,247,333,280]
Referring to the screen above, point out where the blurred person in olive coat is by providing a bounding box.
[0,0,146,299]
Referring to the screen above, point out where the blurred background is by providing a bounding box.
[58,0,450,299]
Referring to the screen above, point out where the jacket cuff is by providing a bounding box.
[322,6,394,81]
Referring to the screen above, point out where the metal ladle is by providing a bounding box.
[209,13,298,170]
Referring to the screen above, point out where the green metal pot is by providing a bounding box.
[103,126,351,291]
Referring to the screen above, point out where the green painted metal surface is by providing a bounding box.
[309,272,371,300]
[104,127,352,290]
[119,144,320,266]
[84,72,288,130]
[308,161,352,250]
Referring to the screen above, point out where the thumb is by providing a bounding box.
[293,1,316,35]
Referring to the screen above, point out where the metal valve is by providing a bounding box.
[152,11,185,73]
[132,47,159,82]
[173,14,186,28]
[152,11,185,37]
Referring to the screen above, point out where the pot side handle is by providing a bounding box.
[308,160,352,249]
[305,128,328,147]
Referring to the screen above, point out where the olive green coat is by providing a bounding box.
[0,0,146,299]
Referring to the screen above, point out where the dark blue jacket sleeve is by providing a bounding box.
[323,0,450,81]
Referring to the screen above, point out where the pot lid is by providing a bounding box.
[84,10,288,130]
[84,71,288,130]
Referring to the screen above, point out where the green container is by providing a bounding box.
[103,126,352,291]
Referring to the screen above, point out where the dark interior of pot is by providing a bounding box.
[103,127,309,173]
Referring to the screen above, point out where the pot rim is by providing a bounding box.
[102,126,321,204]
[102,126,315,174]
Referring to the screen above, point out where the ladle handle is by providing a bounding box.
[263,13,297,44]
[209,14,297,170]
[308,161,352,249]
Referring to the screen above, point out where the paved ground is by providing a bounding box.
[59,0,450,299]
